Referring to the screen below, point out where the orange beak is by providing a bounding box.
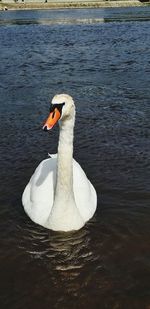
[43,108,61,131]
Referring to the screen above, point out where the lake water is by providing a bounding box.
[0,6,150,309]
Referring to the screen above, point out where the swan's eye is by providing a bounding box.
[57,102,65,113]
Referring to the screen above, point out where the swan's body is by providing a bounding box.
[22,94,97,231]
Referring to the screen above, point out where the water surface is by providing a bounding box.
[0,7,150,309]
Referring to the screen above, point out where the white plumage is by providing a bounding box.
[22,94,97,232]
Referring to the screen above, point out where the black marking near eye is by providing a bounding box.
[52,110,55,119]
[49,102,65,113]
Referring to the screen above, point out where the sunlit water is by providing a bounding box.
[0,7,150,309]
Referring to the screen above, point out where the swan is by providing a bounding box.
[22,94,97,232]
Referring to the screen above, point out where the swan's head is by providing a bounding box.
[43,94,75,131]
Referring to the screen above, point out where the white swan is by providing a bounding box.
[22,94,97,232]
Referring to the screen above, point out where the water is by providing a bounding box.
[0,7,150,309]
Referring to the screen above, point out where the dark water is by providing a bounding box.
[0,7,150,309]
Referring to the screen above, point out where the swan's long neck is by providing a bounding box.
[54,111,75,202]
[49,106,84,231]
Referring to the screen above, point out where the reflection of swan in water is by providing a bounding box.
[16,221,98,307]
[19,217,99,278]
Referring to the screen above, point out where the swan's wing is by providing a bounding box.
[22,157,57,226]
[73,159,97,222]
